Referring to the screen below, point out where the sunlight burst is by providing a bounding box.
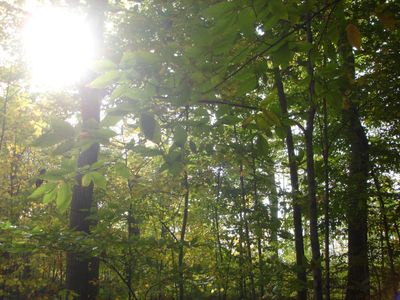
[23,7,94,90]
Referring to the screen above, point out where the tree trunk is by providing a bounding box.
[322,97,331,300]
[341,40,370,300]
[274,68,307,300]
[66,1,106,299]
[178,107,190,300]
[304,18,323,300]
[178,170,189,300]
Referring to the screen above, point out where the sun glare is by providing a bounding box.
[23,7,94,90]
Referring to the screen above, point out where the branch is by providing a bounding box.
[100,257,139,300]
[160,221,179,243]
[204,0,342,93]
[154,95,259,110]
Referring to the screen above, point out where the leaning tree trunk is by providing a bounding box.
[66,1,107,299]
[274,67,307,300]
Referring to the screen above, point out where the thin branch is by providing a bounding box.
[160,221,179,243]
[100,257,139,300]
[154,95,259,110]
[204,0,342,93]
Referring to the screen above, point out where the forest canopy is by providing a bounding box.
[0,0,399,299]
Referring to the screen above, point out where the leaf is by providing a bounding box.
[346,24,361,49]
[263,110,281,126]
[202,1,236,18]
[255,115,269,131]
[90,172,107,189]
[93,128,117,141]
[89,70,120,88]
[140,112,161,144]
[56,183,72,212]
[242,116,254,128]
[53,140,74,155]
[237,7,256,37]
[256,135,269,156]
[82,173,93,187]
[50,118,75,138]
[115,162,132,179]
[101,114,123,127]
[236,73,258,95]
[269,0,288,20]
[43,188,57,204]
[32,118,75,148]
[132,145,163,157]
[271,42,292,67]
[32,132,62,147]
[92,59,117,72]
[28,182,57,199]
[174,125,187,147]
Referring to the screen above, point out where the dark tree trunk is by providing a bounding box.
[239,159,256,300]
[178,170,189,300]
[66,1,106,299]
[178,107,190,300]
[341,44,370,300]
[274,68,307,300]
[322,98,331,300]
[304,18,323,300]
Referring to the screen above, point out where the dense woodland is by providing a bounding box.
[0,0,399,299]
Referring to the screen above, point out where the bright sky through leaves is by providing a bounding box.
[23,7,94,90]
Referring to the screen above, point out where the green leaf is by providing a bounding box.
[32,132,62,147]
[93,128,117,140]
[263,110,281,126]
[271,42,292,67]
[32,118,75,148]
[269,0,288,20]
[115,162,132,179]
[82,173,93,187]
[236,73,258,95]
[168,161,184,176]
[256,135,269,156]
[56,183,72,212]
[89,70,120,88]
[28,182,57,199]
[90,172,107,189]
[53,140,74,155]
[101,114,123,127]
[43,188,57,204]
[92,59,117,72]
[237,7,256,37]
[174,125,187,147]
[140,112,161,144]
[50,118,75,138]
[202,1,236,18]
[132,145,163,157]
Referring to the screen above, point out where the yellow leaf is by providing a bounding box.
[346,24,361,49]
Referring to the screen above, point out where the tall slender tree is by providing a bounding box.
[66,1,107,299]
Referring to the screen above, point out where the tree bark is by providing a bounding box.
[304,17,323,300]
[178,107,190,300]
[66,1,107,299]
[341,39,370,300]
[274,68,307,300]
[322,97,331,300]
